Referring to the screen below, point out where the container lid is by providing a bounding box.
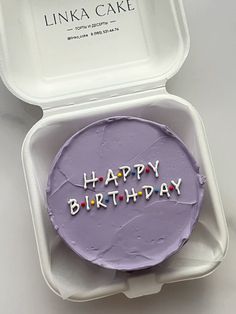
[0,0,189,109]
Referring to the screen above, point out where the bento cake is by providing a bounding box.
[46,116,205,271]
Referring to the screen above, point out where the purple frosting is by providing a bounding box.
[46,116,205,271]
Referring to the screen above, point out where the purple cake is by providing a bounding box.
[46,116,205,271]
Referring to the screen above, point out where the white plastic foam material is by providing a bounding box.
[0,0,228,301]
[0,0,189,108]
[20,94,228,300]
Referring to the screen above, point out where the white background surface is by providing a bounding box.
[0,0,235,313]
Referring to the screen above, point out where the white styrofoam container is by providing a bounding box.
[0,0,228,301]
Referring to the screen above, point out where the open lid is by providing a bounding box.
[0,0,189,109]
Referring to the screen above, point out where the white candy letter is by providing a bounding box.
[108,191,119,206]
[134,164,145,180]
[148,160,160,178]
[160,183,170,198]
[85,196,90,211]
[95,193,107,209]
[125,188,138,203]
[171,178,182,195]
[105,169,118,187]
[142,185,154,200]
[119,166,131,183]
[84,171,98,190]
[68,199,80,216]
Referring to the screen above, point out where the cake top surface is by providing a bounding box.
[47,116,205,271]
